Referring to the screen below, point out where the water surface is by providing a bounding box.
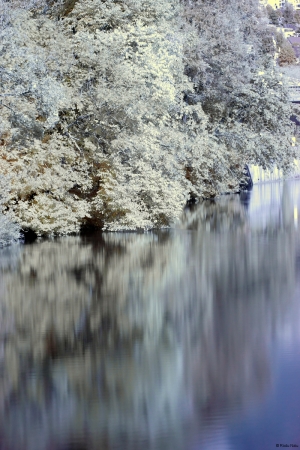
[1,180,300,450]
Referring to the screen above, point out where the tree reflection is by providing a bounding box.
[0,183,299,450]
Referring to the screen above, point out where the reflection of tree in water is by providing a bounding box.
[182,191,297,415]
[0,190,299,450]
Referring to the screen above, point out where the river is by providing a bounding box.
[0,180,300,450]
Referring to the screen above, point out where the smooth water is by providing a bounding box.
[1,181,300,450]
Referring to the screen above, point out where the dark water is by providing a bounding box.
[1,181,300,450]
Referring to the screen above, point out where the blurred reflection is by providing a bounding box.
[0,182,300,450]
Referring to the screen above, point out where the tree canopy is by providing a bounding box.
[0,0,296,235]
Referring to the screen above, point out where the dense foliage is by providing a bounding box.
[0,0,296,234]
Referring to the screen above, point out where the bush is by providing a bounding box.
[278,40,297,65]
[0,213,21,248]
[0,176,21,247]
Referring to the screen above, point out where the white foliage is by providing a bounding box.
[0,176,20,247]
[0,0,296,234]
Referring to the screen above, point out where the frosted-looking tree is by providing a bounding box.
[0,173,20,247]
[0,0,221,233]
[182,0,296,172]
[0,0,296,235]
[279,41,297,66]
